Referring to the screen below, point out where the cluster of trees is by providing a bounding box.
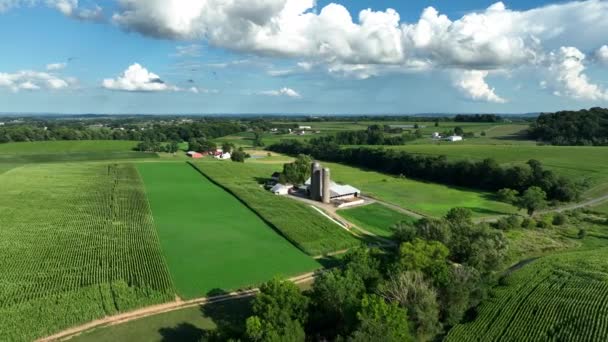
[268,141,581,202]
[454,114,502,122]
[310,125,421,146]
[237,208,507,341]
[0,120,244,144]
[529,107,608,145]
[135,140,179,153]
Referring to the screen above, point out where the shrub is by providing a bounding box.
[521,218,537,229]
[578,229,587,239]
[537,221,552,229]
[552,213,568,226]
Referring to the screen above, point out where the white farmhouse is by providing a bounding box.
[298,125,312,130]
[216,152,232,160]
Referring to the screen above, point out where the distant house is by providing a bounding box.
[187,151,204,159]
[298,125,312,130]
[432,132,441,139]
[271,183,293,195]
[446,135,463,142]
[209,148,223,156]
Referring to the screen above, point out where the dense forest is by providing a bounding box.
[214,208,508,341]
[269,140,581,202]
[529,107,608,145]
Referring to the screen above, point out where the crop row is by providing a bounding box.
[0,163,175,341]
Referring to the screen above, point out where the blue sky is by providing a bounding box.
[1,0,608,114]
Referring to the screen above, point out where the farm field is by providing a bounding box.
[71,298,252,342]
[0,163,174,341]
[382,144,608,197]
[322,161,519,218]
[191,160,361,255]
[0,140,157,166]
[446,247,608,341]
[0,140,138,153]
[137,162,320,299]
[338,203,417,237]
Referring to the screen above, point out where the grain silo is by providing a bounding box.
[311,162,322,201]
[322,168,331,204]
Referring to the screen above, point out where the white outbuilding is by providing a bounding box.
[216,152,232,160]
[446,135,463,142]
[271,184,293,195]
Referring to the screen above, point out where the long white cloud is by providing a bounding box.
[453,70,506,103]
[0,70,72,92]
[0,0,102,20]
[259,87,301,98]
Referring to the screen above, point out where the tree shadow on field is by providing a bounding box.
[159,323,207,342]
[206,288,229,297]
[201,297,254,339]
[463,206,511,217]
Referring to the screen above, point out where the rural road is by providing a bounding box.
[37,272,318,342]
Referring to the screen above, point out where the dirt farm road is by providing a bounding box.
[37,272,318,342]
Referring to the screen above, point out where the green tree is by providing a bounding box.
[308,269,366,339]
[222,142,235,153]
[166,141,180,153]
[282,154,313,185]
[445,207,473,225]
[454,126,464,136]
[394,239,450,287]
[517,186,547,216]
[231,147,249,162]
[245,278,308,342]
[349,295,413,342]
[253,130,265,147]
[497,188,519,204]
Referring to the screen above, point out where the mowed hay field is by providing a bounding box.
[384,144,608,198]
[322,162,519,218]
[192,161,361,255]
[0,140,158,171]
[137,162,320,299]
[446,247,608,342]
[338,203,417,237]
[0,163,175,341]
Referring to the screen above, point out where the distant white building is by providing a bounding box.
[432,132,441,139]
[298,125,312,130]
[271,183,293,195]
[0,122,6,126]
[216,152,232,160]
[446,135,463,142]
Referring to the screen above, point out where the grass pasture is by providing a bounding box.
[322,162,519,218]
[338,203,417,237]
[137,162,320,299]
[192,161,361,255]
[383,144,608,197]
[0,163,174,341]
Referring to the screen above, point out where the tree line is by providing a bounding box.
[0,121,244,144]
[268,140,581,202]
[529,107,608,145]
[311,125,421,146]
[454,114,502,122]
[208,208,507,341]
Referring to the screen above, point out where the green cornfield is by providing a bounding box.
[0,163,174,341]
[446,248,608,341]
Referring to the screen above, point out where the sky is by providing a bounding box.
[1,0,608,115]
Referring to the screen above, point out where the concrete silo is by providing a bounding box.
[311,162,322,201]
[322,168,331,204]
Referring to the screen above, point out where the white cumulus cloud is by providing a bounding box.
[46,62,66,71]
[0,0,102,20]
[596,45,608,65]
[259,87,301,98]
[102,63,179,92]
[453,70,506,103]
[0,70,73,92]
[546,46,608,101]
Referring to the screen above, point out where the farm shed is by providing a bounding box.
[216,152,232,160]
[446,135,463,142]
[271,184,293,195]
[187,151,204,159]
